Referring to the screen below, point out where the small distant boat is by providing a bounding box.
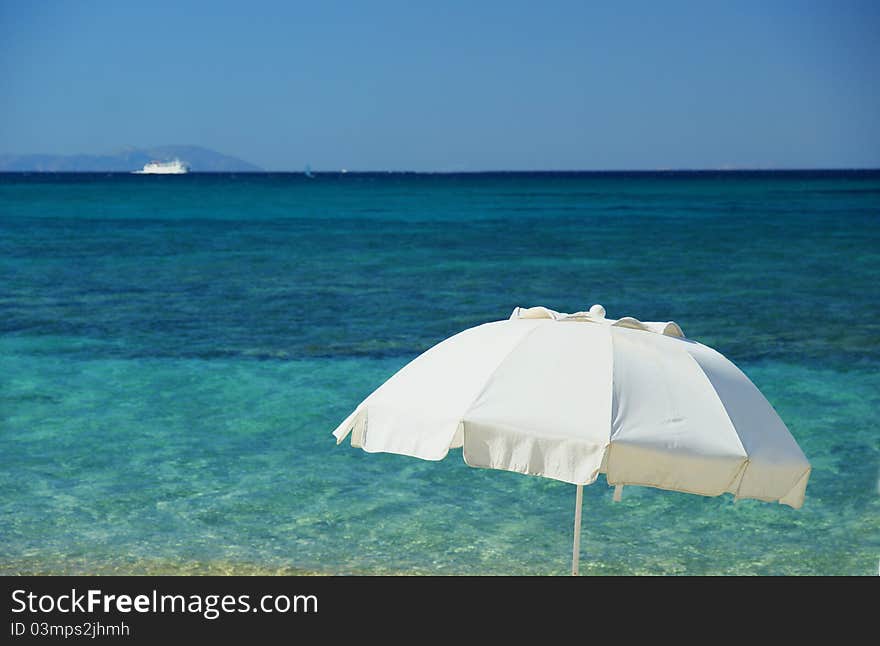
[133,159,189,174]
[304,164,314,178]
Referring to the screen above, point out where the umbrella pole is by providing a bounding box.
[571,484,583,576]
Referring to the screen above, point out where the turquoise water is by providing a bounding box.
[1,171,878,575]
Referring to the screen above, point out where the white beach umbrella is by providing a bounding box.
[333,304,811,575]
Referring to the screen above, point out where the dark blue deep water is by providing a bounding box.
[1,171,878,574]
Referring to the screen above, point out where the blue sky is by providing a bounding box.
[1,0,878,170]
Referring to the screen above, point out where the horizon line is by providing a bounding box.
[2,167,879,174]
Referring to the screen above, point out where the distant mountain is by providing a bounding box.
[0,145,263,172]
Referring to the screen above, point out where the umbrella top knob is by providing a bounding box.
[589,304,606,319]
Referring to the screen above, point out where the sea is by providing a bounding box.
[1,170,878,575]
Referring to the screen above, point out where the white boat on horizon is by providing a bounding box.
[133,159,189,174]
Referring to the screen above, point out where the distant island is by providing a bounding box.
[0,145,263,172]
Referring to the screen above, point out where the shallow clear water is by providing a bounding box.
[1,171,878,575]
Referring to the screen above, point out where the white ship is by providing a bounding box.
[133,159,189,174]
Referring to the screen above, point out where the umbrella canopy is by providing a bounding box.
[333,304,811,573]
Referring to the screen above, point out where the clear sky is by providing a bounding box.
[1,0,878,170]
